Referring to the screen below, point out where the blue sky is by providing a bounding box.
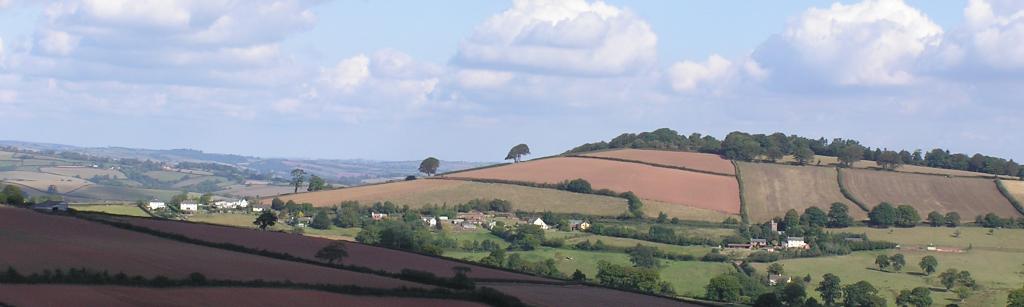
[0,0,1021,162]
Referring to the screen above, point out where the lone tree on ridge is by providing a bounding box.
[505,144,531,163]
[419,157,440,176]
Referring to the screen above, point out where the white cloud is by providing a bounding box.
[272,98,302,113]
[455,69,514,89]
[962,0,1024,69]
[37,30,79,56]
[320,54,370,93]
[668,55,733,92]
[454,0,657,77]
[754,0,943,86]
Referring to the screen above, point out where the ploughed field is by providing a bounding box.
[477,282,699,307]
[93,214,551,282]
[268,179,629,216]
[0,208,426,289]
[0,285,487,307]
[841,169,1020,218]
[579,148,736,175]
[738,162,865,222]
[445,157,741,215]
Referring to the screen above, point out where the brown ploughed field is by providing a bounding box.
[0,208,424,289]
[96,214,552,282]
[841,169,1020,218]
[739,162,865,222]
[446,157,741,214]
[580,148,736,175]
[478,282,698,307]
[0,285,486,307]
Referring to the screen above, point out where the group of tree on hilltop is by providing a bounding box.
[566,128,1022,177]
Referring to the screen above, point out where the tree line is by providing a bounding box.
[566,128,1022,177]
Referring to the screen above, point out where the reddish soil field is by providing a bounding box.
[98,214,551,282]
[0,285,486,307]
[738,162,866,222]
[841,169,1021,218]
[0,208,424,289]
[446,157,741,214]
[581,149,736,175]
[478,282,697,307]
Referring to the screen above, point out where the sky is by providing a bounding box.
[0,0,1022,162]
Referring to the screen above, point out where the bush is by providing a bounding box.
[561,179,593,194]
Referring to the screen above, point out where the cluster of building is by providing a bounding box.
[726,221,809,251]
[368,210,593,233]
[147,199,254,213]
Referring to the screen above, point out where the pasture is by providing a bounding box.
[66,185,182,202]
[579,148,736,175]
[270,179,630,216]
[841,169,1020,218]
[218,183,295,198]
[445,157,741,215]
[0,171,91,192]
[71,204,150,217]
[844,226,1024,251]
[40,166,126,179]
[143,170,192,182]
[738,162,863,222]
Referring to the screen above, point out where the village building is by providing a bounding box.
[568,219,591,231]
[768,274,792,286]
[251,207,264,212]
[148,201,166,210]
[179,202,199,212]
[31,200,68,212]
[371,212,388,221]
[459,222,478,230]
[784,237,808,249]
[421,216,437,227]
[531,217,551,230]
[456,211,488,224]
[750,238,768,248]
[213,199,249,209]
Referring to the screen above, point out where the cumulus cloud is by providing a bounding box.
[753,0,943,87]
[668,55,733,92]
[454,0,657,77]
[960,0,1024,69]
[320,55,370,93]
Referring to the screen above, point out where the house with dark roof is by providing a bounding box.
[31,200,68,212]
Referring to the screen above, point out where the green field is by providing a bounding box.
[71,204,151,217]
[845,226,1024,251]
[143,170,192,182]
[66,185,182,202]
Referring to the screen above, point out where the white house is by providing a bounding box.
[784,237,808,249]
[148,201,166,210]
[252,207,264,212]
[531,217,550,230]
[180,202,199,212]
[421,216,437,227]
[214,199,249,209]
[32,200,68,212]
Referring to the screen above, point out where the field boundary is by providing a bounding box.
[731,161,749,224]
[995,179,1024,216]
[567,154,736,177]
[835,168,870,212]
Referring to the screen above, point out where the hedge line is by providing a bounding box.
[836,168,870,212]
[996,179,1024,216]
[732,161,750,224]
[0,267,524,307]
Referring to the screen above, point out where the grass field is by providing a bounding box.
[446,157,741,215]
[845,226,1024,251]
[0,171,92,192]
[66,185,182,202]
[40,167,126,179]
[218,184,295,198]
[143,170,192,182]
[580,149,736,175]
[753,249,1022,306]
[270,179,630,216]
[842,169,1020,218]
[172,175,232,188]
[1004,180,1024,204]
[644,199,738,222]
[188,212,287,230]
[71,204,150,217]
[738,162,864,222]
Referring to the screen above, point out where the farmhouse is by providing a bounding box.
[213,199,249,209]
[568,219,591,231]
[531,217,551,230]
[148,201,166,210]
[457,211,488,224]
[371,212,388,221]
[180,202,199,212]
[251,207,264,212]
[421,216,437,227]
[784,237,808,249]
[31,200,68,212]
[750,238,768,248]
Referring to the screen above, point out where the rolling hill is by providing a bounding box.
[840,168,1020,218]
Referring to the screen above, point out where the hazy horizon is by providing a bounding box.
[1,1,1021,162]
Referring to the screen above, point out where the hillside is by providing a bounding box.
[445,157,741,217]
[737,162,864,222]
[577,149,735,175]
[268,179,630,216]
[841,168,1020,218]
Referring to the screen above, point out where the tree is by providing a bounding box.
[940,269,959,290]
[307,175,327,192]
[505,144,531,163]
[1008,287,1024,307]
[656,212,668,223]
[926,211,945,227]
[828,203,853,228]
[271,197,285,210]
[765,145,785,162]
[869,203,897,227]
[46,184,58,194]
[817,273,842,306]
[510,224,544,250]
[954,286,971,302]
[310,211,331,230]
[896,287,932,307]
[314,241,349,264]
[722,132,763,161]
[876,150,904,170]
[783,209,801,231]
[563,178,592,193]
[894,205,920,227]
[794,145,815,165]
[837,145,865,167]
[572,269,587,281]
[1,185,24,205]
[945,212,961,227]
[875,254,891,271]
[781,282,807,306]
[919,256,938,275]
[768,263,785,275]
[290,168,306,193]
[801,206,828,228]
[629,245,659,269]
[753,293,783,307]
[890,254,906,272]
[419,157,440,176]
[843,281,886,307]
[253,211,278,230]
[705,274,742,302]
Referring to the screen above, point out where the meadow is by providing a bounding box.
[71,204,150,217]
